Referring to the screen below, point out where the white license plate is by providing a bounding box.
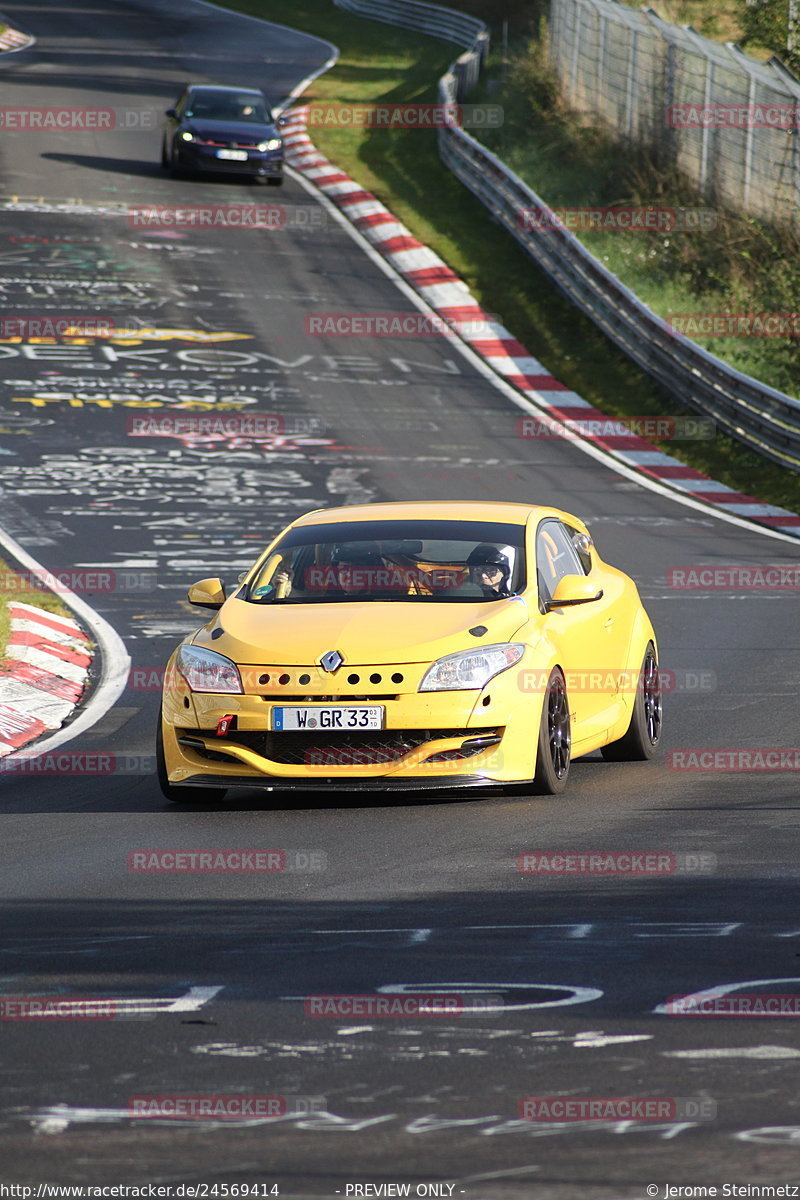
[272,705,384,732]
[216,149,248,161]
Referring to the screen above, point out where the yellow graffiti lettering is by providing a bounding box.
[97,328,252,342]
[12,395,252,410]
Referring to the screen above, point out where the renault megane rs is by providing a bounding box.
[156,501,661,800]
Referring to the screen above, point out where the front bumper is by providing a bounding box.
[176,144,283,176]
[161,655,539,787]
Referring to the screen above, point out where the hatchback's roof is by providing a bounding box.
[292,501,544,527]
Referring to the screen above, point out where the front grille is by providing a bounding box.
[239,666,411,694]
[180,728,499,768]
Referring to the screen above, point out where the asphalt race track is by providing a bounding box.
[1,0,800,1194]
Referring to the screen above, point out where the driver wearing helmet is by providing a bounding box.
[466,544,513,598]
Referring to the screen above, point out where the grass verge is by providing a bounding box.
[0,559,70,663]
[220,0,800,513]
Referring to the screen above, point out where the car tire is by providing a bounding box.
[167,142,186,179]
[267,175,283,187]
[601,643,662,761]
[156,706,227,804]
[533,667,571,794]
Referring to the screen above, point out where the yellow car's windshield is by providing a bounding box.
[246,519,527,604]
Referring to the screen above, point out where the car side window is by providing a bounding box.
[564,523,593,575]
[536,520,584,608]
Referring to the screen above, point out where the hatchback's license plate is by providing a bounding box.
[272,705,384,732]
[217,149,248,161]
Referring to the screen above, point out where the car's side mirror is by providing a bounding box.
[545,575,603,611]
[187,577,226,609]
[165,107,177,118]
[275,112,288,126]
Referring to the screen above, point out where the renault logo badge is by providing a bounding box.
[320,650,343,673]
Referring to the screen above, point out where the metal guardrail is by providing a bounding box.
[332,0,800,471]
[333,0,489,97]
[334,0,485,48]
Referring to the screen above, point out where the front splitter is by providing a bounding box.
[177,772,521,793]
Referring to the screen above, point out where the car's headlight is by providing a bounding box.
[419,643,525,691]
[257,138,281,151]
[180,131,195,142]
[176,645,242,693]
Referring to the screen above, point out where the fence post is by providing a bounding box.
[569,0,582,96]
[743,71,756,210]
[790,0,800,53]
[699,47,714,196]
[663,36,676,163]
[625,28,639,138]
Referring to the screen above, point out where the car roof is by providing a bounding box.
[185,84,265,96]
[291,501,568,527]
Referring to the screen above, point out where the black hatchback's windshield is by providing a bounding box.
[245,519,527,604]
[184,93,270,124]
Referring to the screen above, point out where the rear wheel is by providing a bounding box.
[156,706,227,804]
[601,643,662,761]
[533,668,571,794]
[267,175,283,186]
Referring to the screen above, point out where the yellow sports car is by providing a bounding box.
[156,501,661,800]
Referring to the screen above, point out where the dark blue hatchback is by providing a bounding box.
[162,85,283,184]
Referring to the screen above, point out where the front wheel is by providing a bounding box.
[156,707,227,804]
[533,668,571,794]
[601,643,662,761]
